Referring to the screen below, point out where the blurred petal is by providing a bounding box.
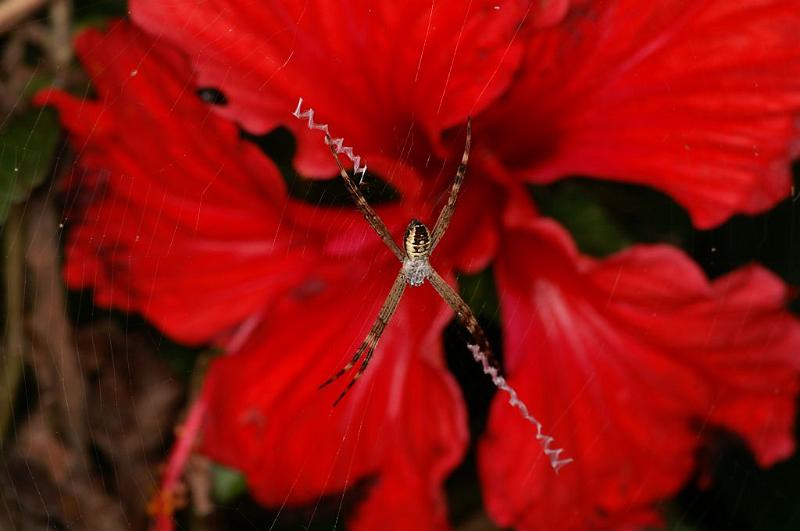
[479,219,800,529]
[481,0,800,228]
[202,258,467,529]
[130,0,527,177]
[36,22,316,344]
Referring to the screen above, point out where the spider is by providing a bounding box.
[306,116,497,406]
[294,101,572,471]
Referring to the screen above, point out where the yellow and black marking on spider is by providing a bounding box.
[310,118,497,407]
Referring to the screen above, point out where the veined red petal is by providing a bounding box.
[479,219,800,529]
[130,0,527,178]
[481,0,800,228]
[36,22,317,344]
[201,258,467,529]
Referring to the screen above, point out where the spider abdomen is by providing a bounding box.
[404,219,431,259]
[403,258,431,286]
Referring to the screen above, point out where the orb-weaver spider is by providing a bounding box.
[293,100,571,471]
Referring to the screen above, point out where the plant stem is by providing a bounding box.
[25,195,88,460]
[0,0,47,33]
[49,0,71,85]
[0,203,26,446]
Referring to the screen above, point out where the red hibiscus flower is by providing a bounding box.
[39,22,469,531]
[40,0,800,529]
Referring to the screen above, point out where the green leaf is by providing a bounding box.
[74,0,128,24]
[0,108,60,224]
[458,267,500,324]
[212,463,247,504]
[531,180,632,257]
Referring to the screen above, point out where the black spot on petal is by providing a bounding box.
[196,87,228,106]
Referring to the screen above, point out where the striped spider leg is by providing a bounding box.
[319,271,407,406]
[322,132,404,262]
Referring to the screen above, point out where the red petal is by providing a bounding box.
[481,0,800,228]
[201,258,466,529]
[129,0,527,176]
[37,22,317,344]
[479,219,800,529]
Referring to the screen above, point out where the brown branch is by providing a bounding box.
[24,194,88,463]
[0,0,47,34]
[0,203,26,445]
[49,0,71,85]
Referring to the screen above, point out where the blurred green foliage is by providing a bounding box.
[212,464,248,504]
[0,108,59,224]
